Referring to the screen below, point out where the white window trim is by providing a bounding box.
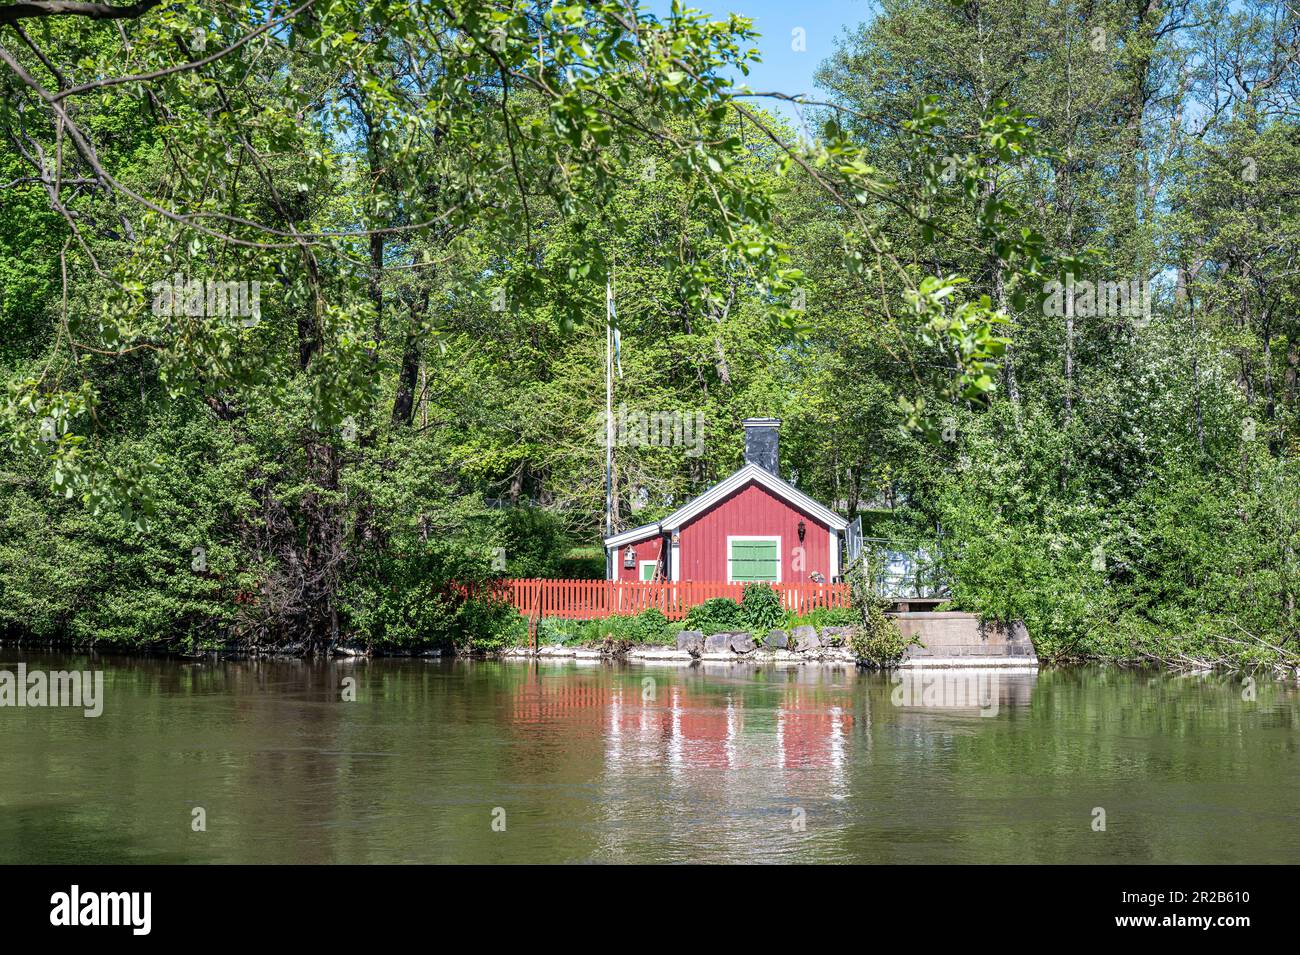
[726,535,782,583]
[639,560,658,582]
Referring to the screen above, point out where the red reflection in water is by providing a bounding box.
[780,689,852,769]
[511,679,620,724]
[509,678,854,772]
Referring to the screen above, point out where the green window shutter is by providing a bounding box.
[640,562,656,581]
[729,540,778,582]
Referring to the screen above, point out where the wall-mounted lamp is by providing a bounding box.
[624,547,636,569]
[671,531,680,544]
[797,520,806,544]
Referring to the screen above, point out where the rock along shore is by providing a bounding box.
[499,618,1040,669]
[501,625,862,666]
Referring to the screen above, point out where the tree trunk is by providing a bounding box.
[391,289,429,427]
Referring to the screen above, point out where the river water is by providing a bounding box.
[1,652,1296,863]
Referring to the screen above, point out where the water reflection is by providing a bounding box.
[0,653,1295,863]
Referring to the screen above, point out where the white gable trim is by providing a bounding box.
[663,464,848,532]
[603,522,661,548]
[603,466,847,550]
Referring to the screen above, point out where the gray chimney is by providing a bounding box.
[743,418,781,476]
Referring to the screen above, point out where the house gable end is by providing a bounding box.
[662,464,847,532]
[674,480,839,582]
[676,480,833,535]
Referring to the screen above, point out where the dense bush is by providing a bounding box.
[531,607,676,648]
[632,607,672,643]
[455,600,528,653]
[343,543,486,653]
[843,554,916,665]
[740,583,782,632]
[536,616,578,645]
[684,597,746,634]
[497,506,574,579]
[579,616,637,645]
[555,547,606,580]
[849,597,916,666]
[782,606,859,631]
[931,402,1300,666]
[0,409,252,653]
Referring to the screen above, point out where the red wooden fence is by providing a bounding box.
[484,578,851,623]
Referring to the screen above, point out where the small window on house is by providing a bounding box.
[639,561,657,582]
[728,538,779,582]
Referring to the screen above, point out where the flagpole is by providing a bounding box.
[605,275,614,545]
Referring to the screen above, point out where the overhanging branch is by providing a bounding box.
[0,1,162,25]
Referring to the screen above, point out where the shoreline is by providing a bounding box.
[1,638,1293,677]
[501,643,1042,668]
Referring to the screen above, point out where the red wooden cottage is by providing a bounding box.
[603,419,849,584]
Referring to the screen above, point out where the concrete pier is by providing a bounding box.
[891,612,1037,668]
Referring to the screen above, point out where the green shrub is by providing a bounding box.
[848,596,917,666]
[0,410,254,653]
[497,506,573,578]
[556,547,606,579]
[456,599,528,653]
[634,607,672,644]
[815,606,859,627]
[534,613,673,646]
[566,615,630,645]
[684,597,745,634]
[567,614,635,650]
[782,605,859,631]
[343,527,502,653]
[536,616,579,645]
[842,556,919,666]
[740,583,782,632]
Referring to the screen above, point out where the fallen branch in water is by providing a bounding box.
[1212,625,1300,676]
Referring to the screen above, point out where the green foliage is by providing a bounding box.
[568,615,636,648]
[498,507,573,579]
[0,407,251,652]
[534,607,675,648]
[781,606,859,631]
[632,607,672,644]
[556,547,606,580]
[535,616,579,646]
[341,550,488,653]
[0,1,833,521]
[456,601,528,655]
[849,603,916,668]
[740,582,782,632]
[844,547,917,665]
[928,396,1300,665]
[683,597,746,635]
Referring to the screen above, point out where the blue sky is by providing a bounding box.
[652,0,877,126]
